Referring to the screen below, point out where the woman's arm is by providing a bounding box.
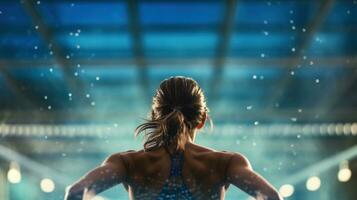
[64,153,127,200]
[226,153,283,200]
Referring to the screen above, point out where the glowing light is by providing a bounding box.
[306,176,321,191]
[351,123,357,135]
[7,162,21,184]
[338,168,352,182]
[279,184,294,198]
[40,178,55,193]
[338,161,352,182]
[343,124,351,135]
[335,124,344,135]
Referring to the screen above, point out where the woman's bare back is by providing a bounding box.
[64,77,281,200]
[64,142,281,200]
[119,143,232,199]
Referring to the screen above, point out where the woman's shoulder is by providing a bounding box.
[188,143,247,162]
[105,150,139,162]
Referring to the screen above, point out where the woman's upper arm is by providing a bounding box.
[226,153,283,200]
[64,153,127,200]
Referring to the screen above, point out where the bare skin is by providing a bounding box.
[65,116,282,200]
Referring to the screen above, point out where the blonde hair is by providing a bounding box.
[135,76,211,151]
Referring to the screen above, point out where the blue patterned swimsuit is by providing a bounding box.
[156,148,194,200]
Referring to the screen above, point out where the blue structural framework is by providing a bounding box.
[0,0,356,200]
[0,0,356,124]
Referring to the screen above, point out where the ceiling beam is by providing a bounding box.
[315,61,357,114]
[0,144,71,186]
[22,0,87,103]
[0,62,38,108]
[127,0,150,100]
[279,144,357,186]
[2,56,356,68]
[264,0,334,109]
[210,0,237,101]
[3,24,357,35]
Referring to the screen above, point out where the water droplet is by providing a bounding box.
[260,53,265,58]
[44,96,48,100]
[290,71,295,75]
[298,109,302,113]
[86,94,90,98]
[263,20,268,24]
[310,61,314,65]
[291,26,296,30]
[291,117,297,122]
[74,72,78,76]
[68,93,72,97]
[36,1,41,5]
[263,31,269,36]
[49,68,53,72]
[252,75,257,79]
[96,76,100,81]
[302,28,306,32]
[91,101,96,106]
[66,55,70,59]
[315,79,320,83]
[76,44,80,49]
[291,47,296,52]
[35,25,39,29]
[246,105,253,110]
[47,105,52,110]
[34,46,38,50]
[289,19,294,24]
[254,121,259,126]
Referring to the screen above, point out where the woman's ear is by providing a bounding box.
[196,112,207,129]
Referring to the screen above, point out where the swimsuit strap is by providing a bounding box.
[156,146,194,200]
[164,146,184,177]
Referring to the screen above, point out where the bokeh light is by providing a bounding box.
[279,184,294,198]
[306,176,321,191]
[40,178,55,193]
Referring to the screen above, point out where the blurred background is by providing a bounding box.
[0,0,356,199]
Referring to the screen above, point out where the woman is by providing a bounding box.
[65,76,282,200]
